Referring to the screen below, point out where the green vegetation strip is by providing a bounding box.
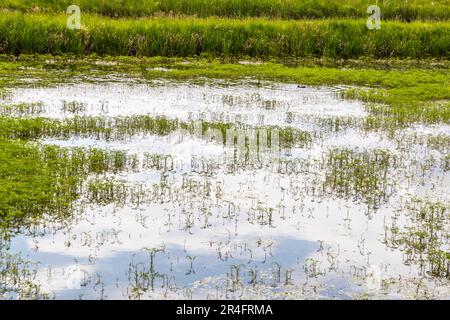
[1,0,449,21]
[0,13,449,59]
[0,115,312,147]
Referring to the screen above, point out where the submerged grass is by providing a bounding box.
[1,0,448,21]
[0,13,448,59]
[321,148,396,209]
[0,102,46,116]
[0,250,48,299]
[0,2,448,299]
[345,92,450,125]
[0,110,313,230]
[0,139,80,230]
[386,199,449,279]
[0,114,312,148]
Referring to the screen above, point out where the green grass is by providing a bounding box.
[344,91,450,125]
[1,0,449,21]
[0,111,313,230]
[0,13,448,59]
[0,1,447,296]
[0,139,80,230]
[445,154,450,172]
[0,102,46,116]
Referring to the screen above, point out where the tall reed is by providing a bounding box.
[0,13,448,59]
[1,0,449,21]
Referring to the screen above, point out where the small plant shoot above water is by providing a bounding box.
[0,0,448,302]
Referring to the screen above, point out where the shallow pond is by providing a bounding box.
[1,78,449,299]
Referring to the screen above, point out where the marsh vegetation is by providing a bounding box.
[0,0,448,300]
[0,61,448,299]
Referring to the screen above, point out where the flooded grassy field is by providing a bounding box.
[0,57,448,299]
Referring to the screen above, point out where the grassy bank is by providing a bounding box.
[0,13,448,59]
[1,0,449,21]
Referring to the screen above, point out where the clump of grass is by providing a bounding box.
[278,127,312,149]
[86,178,128,206]
[0,114,312,148]
[0,13,448,59]
[426,134,450,153]
[0,137,140,233]
[0,115,181,140]
[0,250,49,299]
[321,148,396,209]
[53,147,133,175]
[1,0,448,21]
[344,89,450,125]
[0,102,46,116]
[0,88,11,100]
[0,139,81,231]
[386,199,449,279]
[143,153,174,172]
[444,154,450,172]
[61,100,86,114]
